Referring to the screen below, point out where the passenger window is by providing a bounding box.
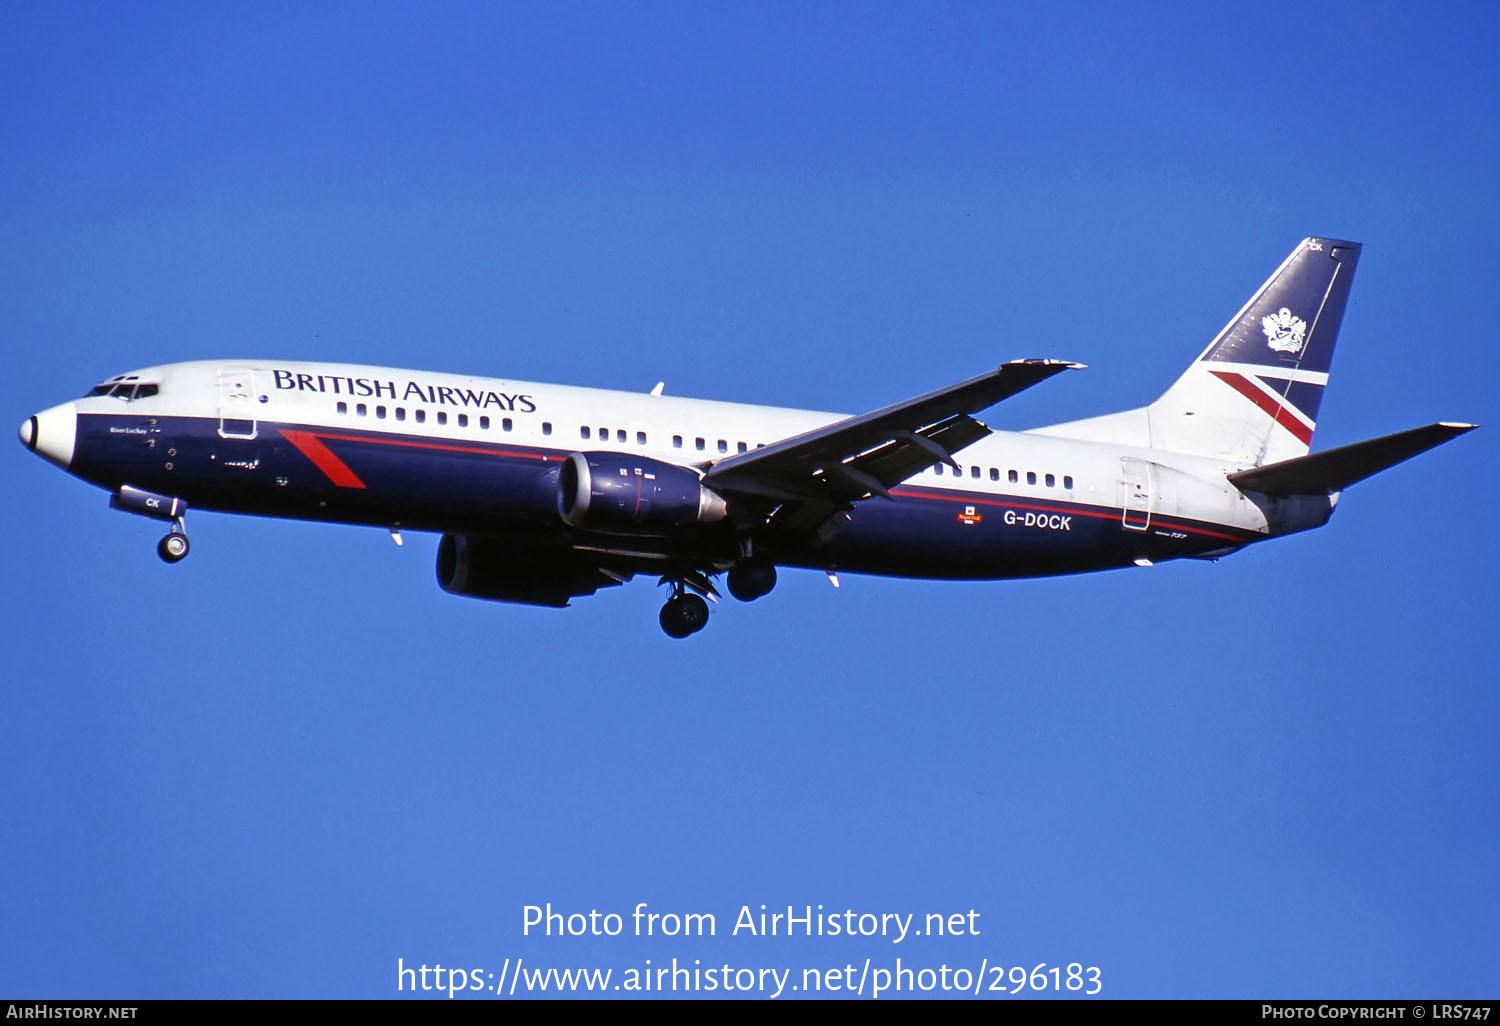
[695,437,705,451]
[1008,469,1018,484]
[1045,473,1055,487]
[415,410,426,424]
[396,408,406,421]
[357,404,368,417]
[458,414,469,427]
[1064,475,1074,489]
[717,439,728,453]
[637,431,647,445]
[480,416,490,430]
[673,435,683,449]
[617,429,627,443]
[437,412,448,425]
[737,441,748,454]
[971,466,980,479]
[1027,471,1036,485]
[503,418,513,432]
[376,405,387,419]
[337,401,348,415]
[542,422,552,436]
[581,426,591,439]
[990,467,999,481]
[934,464,944,476]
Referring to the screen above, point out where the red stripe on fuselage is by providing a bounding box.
[889,488,1250,543]
[1209,370,1314,445]
[280,430,367,489]
[278,426,559,488]
[307,431,559,462]
[279,423,1251,544]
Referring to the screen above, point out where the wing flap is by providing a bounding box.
[704,359,1079,504]
[848,415,992,494]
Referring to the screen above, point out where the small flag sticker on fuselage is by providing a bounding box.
[958,505,982,525]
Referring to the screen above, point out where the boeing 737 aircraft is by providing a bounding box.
[19,238,1474,637]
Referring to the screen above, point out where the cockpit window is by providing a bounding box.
[85,379,158,401]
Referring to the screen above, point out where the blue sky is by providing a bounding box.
[3,1,1497,1000]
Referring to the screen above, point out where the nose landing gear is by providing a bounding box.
[156,524,190,563]
[109,486,192,564]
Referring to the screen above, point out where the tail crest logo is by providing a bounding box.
[1262,307,1307,355]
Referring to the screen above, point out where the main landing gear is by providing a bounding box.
[727,559,776,602]
[657,557,780,638]
[659,585,710,639]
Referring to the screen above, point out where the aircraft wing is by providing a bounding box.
[702,359,1081,507]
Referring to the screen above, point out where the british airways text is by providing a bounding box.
[272,369,536,412]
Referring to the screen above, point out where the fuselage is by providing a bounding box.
[24,240,1470,639]
[23,358,1295,582]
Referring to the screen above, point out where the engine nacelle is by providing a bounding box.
[436,534,615,607]
[557,451,728,533]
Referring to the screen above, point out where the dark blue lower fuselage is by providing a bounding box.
[70,412,1258,580]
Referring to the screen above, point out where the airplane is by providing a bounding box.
[18,237,1475,638]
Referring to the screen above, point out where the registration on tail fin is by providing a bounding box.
[1034,237,1361,469]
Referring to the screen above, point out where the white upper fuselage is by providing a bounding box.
[56,358,1273,540]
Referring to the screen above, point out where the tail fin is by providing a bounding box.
[1147,237,1361,466]
[1032,237,1361,468]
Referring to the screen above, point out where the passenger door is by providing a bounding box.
[217,367,258,440]
[1119,458,1153,531]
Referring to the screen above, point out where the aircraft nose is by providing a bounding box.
[21,402,78,469]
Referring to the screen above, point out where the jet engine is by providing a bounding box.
[557,452,727,533]
[435,534,617,607]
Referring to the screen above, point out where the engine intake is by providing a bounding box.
[558,452,727,533]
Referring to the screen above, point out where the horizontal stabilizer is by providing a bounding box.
[1228,423,1476,496]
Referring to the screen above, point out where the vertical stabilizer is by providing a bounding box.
[1146,237,1361,467]
[1030,238,1362,467]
